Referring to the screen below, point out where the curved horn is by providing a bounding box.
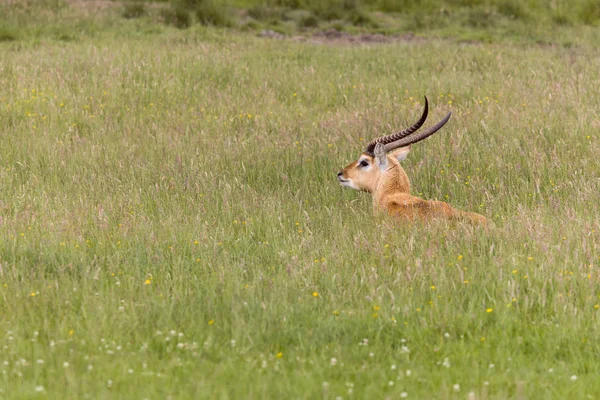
[383,112,451,153]
[364,96,429,156]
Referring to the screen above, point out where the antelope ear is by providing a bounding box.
[374,143,388,170]
[389,146,411,162]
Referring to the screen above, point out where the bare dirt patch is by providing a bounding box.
[68,0,119,11]
[260,28,425,46]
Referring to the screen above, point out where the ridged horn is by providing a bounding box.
[383,112,452,153]
[364,96,429,156]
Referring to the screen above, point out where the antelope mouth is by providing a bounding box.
[338,176,354,188]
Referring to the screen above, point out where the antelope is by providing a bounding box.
[337,97,486,224]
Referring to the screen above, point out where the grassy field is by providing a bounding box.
[1,2,600,399]
[2,0,600,45]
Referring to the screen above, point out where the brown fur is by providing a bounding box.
[338,147,486,225]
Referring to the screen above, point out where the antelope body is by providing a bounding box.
[337,97,486,224]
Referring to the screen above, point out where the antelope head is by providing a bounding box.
[337,97,451,193]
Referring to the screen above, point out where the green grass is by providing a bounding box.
[4,0,599,46]
[1,3,600,399]
[158,0,600,37]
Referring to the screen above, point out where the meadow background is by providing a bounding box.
[1,0,600,398]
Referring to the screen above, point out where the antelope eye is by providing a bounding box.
[359,160,369,167]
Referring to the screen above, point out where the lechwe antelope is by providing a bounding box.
[337,97,486,224]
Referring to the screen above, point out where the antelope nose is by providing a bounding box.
[337,171,343,177]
